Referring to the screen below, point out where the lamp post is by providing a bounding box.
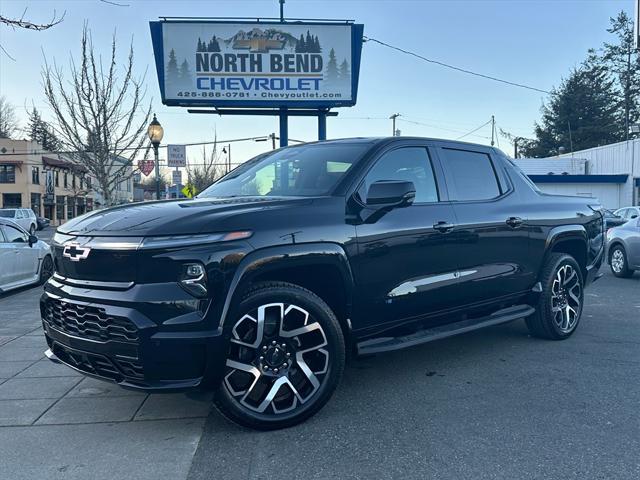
[147,114,164,200]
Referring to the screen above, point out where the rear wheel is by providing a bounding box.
[609,245,634,278]
[526,253,584,340]
[214,281,345,430]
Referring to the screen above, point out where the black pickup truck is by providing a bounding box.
[42,137,604,429]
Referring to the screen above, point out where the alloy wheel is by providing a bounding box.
[550,264,581,333]
[611,249,624,274]
[224,303,330,415]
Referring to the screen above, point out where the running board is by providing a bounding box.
[356,305,535,356]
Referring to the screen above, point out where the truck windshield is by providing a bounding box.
[199,143,368,198]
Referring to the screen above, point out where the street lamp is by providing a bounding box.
[147,114,164,200]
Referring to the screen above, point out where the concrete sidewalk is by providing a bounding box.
[0,286,211,480]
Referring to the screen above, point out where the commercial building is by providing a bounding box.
[0,139,94,226]
[515,138,640,210]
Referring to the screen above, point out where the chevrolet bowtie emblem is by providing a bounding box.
[63,243,91,262]
[233,37,285,53]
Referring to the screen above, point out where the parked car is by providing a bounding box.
[603,209,627,229]
[613,206,640,222]
[36,216,51,231]
[42,137,605,430]
[0,208,38,234]
[607,216,640,278]
[0,218,53,293]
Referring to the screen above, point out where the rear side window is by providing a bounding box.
[440,148,501,201]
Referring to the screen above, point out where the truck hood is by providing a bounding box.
[58,196,314,237]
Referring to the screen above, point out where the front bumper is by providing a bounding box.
[40,278,228,393]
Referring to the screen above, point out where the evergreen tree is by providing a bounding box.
[601,11,640,139]
[197,38,204,52]
[520,61,621,157]
[296,34,305,53]
[179,59,192,81]
[305,31,313,51]
[314,36,321,53]
[166,49,179,85]
[325,48,339,82]
[339,59,350,81]
[208,35,221,52]
[27,107,61,151]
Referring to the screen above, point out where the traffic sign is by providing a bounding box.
[181,183,198,198]
[172,169,182,185]
[167,144,186,167]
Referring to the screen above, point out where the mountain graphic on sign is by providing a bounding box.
[223,28,299,52]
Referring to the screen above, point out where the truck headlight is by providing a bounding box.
[179,263,208,298]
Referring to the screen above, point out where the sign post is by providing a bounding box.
[150,19,364,146]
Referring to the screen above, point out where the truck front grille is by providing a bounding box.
[51,343,144,381]
[43,298,139,343]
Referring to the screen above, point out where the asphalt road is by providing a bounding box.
[1,269,638,479]
[188,270,640,480]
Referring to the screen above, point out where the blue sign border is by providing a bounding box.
[149,20,364,109]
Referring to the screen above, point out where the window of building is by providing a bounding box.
[72,175,76,189]
[440,148,501,201]
[31,193,41,217]
[2,193,22,209]
[359,147,439,204]
[55,171,59,187]
[79,176,84,190]
[86,177,92,189]
[67,197,74,220]
[56,196,65,222]
[0,165,16,183]
[64,172,68,188]
[32,166,40,184]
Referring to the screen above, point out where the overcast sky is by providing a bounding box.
[0,0,633,172]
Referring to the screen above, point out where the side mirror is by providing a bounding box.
[366,180,416,209]
[28,234,38,246]
[631,214,638,219]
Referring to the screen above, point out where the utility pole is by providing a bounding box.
[270,133,276,150]
[490,115,495,146]
[514,137,519,159]
[389,113,400,136]
[279,0,285,22]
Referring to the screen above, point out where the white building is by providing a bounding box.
[515,138,640,210]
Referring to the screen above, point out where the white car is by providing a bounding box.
[0,218,53,293]
[613,206,640,222]
[0,208,38,235]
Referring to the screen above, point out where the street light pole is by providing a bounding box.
[147,114,164,201]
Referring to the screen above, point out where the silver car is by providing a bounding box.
[607,216,640,278]
[0,208,38,235]
[0,218,53,293]
[613,206,640,223]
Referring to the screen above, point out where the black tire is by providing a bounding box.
[525,253,584,340]
[29,224,36,235]
[214,281,345,430]
[609,244,634,278]
[39,255,53,285]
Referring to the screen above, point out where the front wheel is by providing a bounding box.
[526,253,584,340]
[39,255,53,285]
[29,224,36,235]
[214,281,345,430]
[609,245,634,278]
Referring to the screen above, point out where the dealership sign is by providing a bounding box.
[149,20,364,108]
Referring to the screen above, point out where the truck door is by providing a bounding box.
[435,144,534,307]
[351,145,460,330]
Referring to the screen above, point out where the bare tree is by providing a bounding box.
[0,96,20,138]
[0,9,65,31]
[187,135,226,192]
[42,25,151,206]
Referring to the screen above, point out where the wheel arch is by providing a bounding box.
[543,225,588,280]
[219,243,355,340]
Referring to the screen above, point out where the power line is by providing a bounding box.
[364,36,551,95]
[0,135,270,157]
[456,119,493,140]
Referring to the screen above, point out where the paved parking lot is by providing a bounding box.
[1,270,638,479]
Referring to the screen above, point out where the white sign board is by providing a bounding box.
[172,169,182,185]
[167,144,187,168]
[153,21,360,107]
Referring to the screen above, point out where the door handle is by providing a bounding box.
[506,216,523,228]
[433,221,455,233]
